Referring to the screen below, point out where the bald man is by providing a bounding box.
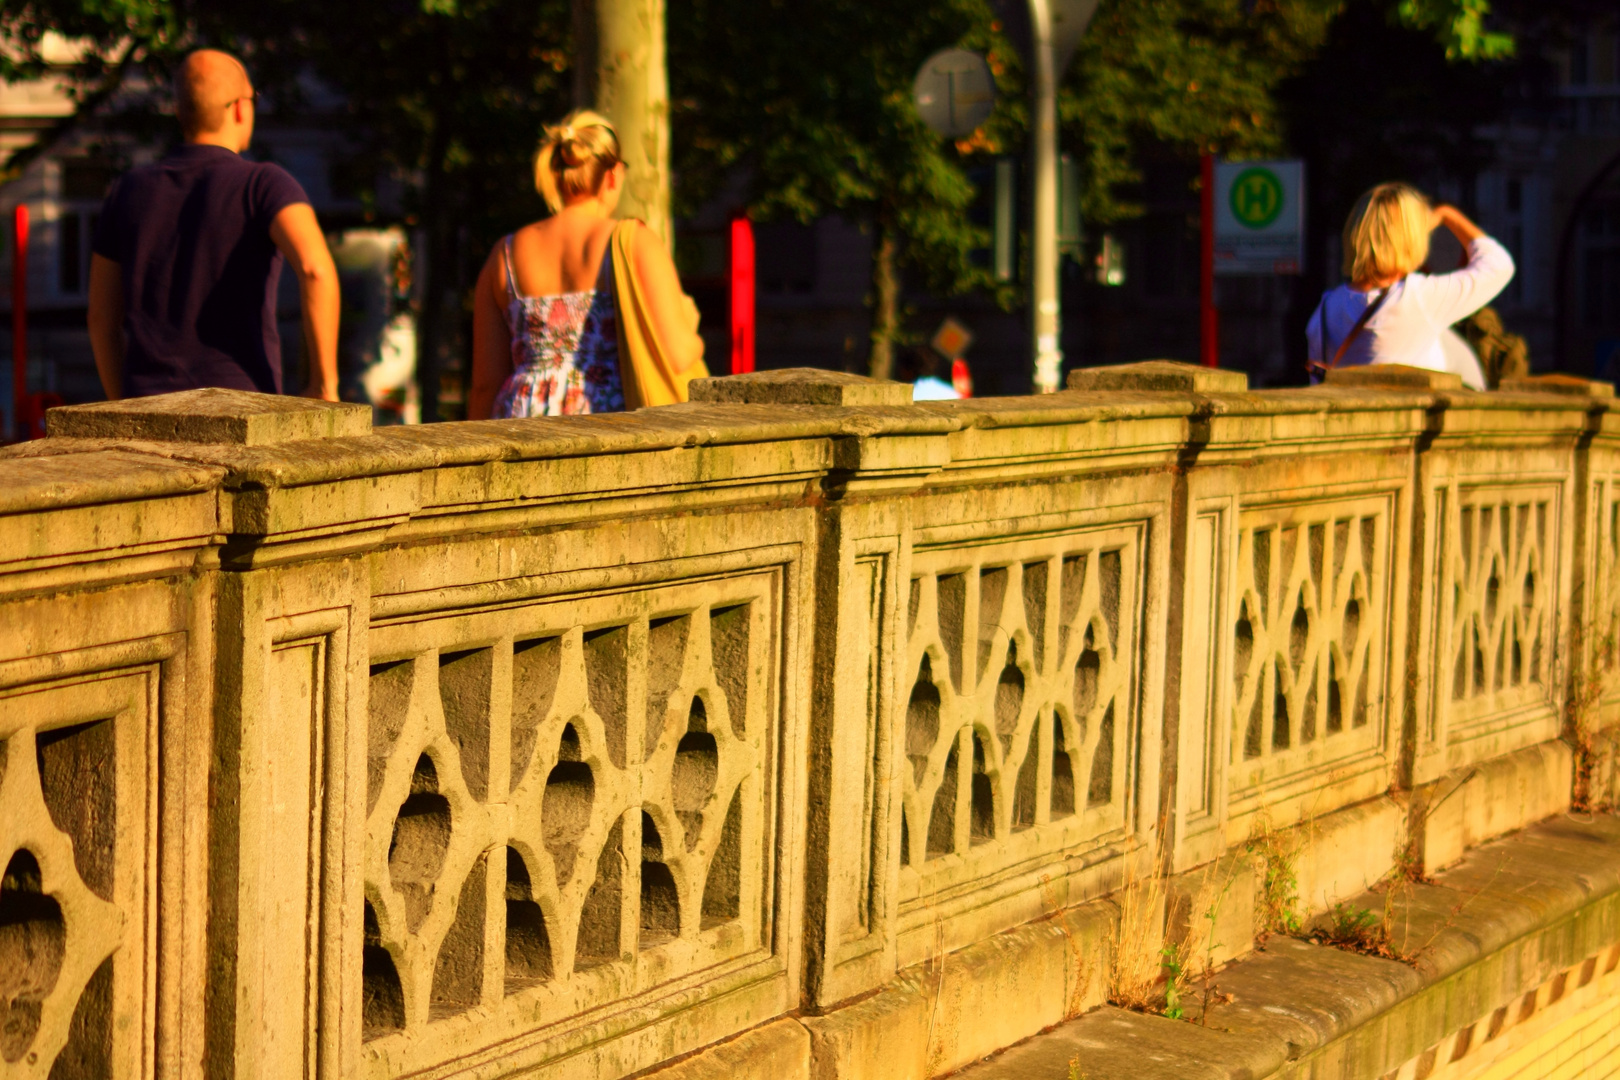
[88,50,339,400]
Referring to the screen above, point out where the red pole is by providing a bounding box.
[729,216,755,375]
[11,204,27,439]
[1200,154,1218,368]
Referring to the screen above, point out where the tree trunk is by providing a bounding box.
[594,0,671,247]
[867,225,900,381]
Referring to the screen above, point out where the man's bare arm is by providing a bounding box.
[87,254,125,400]
[269,203,340,400]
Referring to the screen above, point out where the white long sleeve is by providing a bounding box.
[1306,235,1515,378]
[1410,237,1516,331]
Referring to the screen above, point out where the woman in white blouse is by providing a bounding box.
[1307,183,1514,389]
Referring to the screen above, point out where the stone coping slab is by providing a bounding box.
[689,367,915,406]
[950,814,1620,1079]
[1066,360,1250,394]
[48,386,372,444]
[4,372,1610,503]
[0,449,224,515]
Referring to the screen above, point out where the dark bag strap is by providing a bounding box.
[1307,283,1398,378]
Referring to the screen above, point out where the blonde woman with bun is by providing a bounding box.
[1307,182,1513,390]
[470,110,705,419]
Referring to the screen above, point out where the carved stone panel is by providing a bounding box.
[1585,480,1620,716]
[362,572,779,1077]
[0,671,154,1079]
[1431,483,1562,764]
[898,526,1143,914]
[1228,496,1393,822]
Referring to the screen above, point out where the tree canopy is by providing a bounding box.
[1,0,1530,390]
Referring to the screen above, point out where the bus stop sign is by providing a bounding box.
[1214,159,1304,275]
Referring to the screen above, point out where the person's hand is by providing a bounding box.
[301,380,339,402]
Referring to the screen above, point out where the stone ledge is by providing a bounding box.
[1419,739,1572,876]
[1324,363,1464,391]
[1499,373,1616,398]
[802,900,1114,1080]
[1066,360,1248,394]
[952,814,1620,1079]
[639,1019,810,1080]
[47,387,371,444]
[689,368,914,407]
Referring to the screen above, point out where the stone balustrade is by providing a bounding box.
[1,362,1617,1080]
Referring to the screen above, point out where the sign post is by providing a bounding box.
[11,205,27,441]
[729,217,755,375]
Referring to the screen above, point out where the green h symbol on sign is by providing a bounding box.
[1230,168,1284,229]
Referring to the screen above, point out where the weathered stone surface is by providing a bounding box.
[688,367,914,406]
[1499,373,1616,397]
[640,1019,811,1080]
[3,370,1619,1080]
[1420,741,1572,876]
[1065,359,1249,394]
[1324,363,1464,390]
[959,817,1620,1079]
[47,386,372,444]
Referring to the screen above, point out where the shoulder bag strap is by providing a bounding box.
[1307,281,1399,377]
[501,234,519,300]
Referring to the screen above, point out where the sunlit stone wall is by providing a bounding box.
[0,362,1612,1080]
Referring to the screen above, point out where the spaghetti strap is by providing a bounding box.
[502,234,519,300]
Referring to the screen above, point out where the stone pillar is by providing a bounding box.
[48,390,395,1080]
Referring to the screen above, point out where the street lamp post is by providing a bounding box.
[1028,0,1062,393]
[996,0,1097,392]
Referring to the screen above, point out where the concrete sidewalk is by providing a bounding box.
[949,813,1620,1079]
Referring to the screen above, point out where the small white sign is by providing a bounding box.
[1214,159,1304,275]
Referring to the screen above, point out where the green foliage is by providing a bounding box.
[1395,0,1514,59]
[0,0,180,85]
[1247,825,1303,935]
[1160,944,1185,1020]
[1326,903,1380,942]
[1061,0,1342,226]
[669,0,1010,309]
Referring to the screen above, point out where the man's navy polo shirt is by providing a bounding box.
[92,144,310,397]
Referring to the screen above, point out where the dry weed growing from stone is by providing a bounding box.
[1038,873,1094,1020]
[920,904,949,1077]
[1185,859,1240,1023]
[1106,857,1167,1012]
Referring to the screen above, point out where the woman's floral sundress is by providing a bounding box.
[491,233,625,417]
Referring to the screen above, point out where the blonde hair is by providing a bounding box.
[1342,182,1432,284]
[535,111,622,213]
